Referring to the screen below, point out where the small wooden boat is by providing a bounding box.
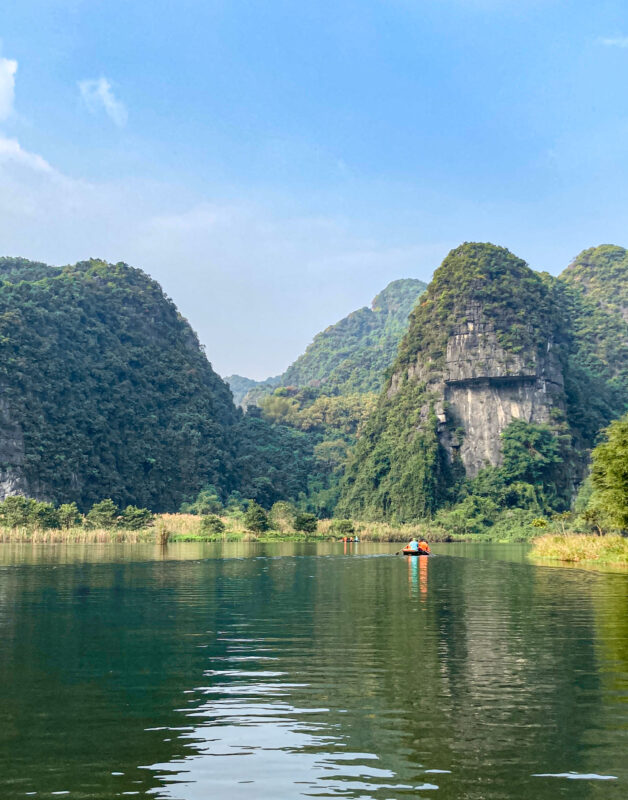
[402,548,430,556]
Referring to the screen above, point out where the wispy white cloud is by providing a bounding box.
[0,135,53,173]
[0,57,17,120]
[78,77,128,127]
[597,36,628,48]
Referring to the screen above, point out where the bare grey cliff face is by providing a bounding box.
[394,304,565,477]
[0,391,29,500]
[441,304,564,475]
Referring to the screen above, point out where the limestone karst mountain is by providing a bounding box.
[337,243,628,522]
[0,256,323,512]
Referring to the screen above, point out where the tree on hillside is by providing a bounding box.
[58,502,82,529]
[500,421,563,485]
[590,414,628,531]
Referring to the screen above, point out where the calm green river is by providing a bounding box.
[1,542,626,799]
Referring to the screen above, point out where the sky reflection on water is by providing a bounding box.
[0,543,626,799]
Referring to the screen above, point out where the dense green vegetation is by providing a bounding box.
[561,244,628,320]
[433,421,569,538]
[234,408,316,507]
[338,242,628,533]
[559,246,628,444]
[587,412,628,531]
[0,495,154,531]
[0,257,241,511]
[255,387,377,515]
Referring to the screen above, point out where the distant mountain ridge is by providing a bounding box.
[229,278,427,407]
[225,374,280,406]
[561,244,628,321]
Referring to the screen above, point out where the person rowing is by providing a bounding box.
[403,537,430,555]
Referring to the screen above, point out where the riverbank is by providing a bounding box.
[0,511,552,544]
[0,514,457,544]
[530,533,628,565]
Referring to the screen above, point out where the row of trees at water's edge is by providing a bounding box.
[0,496,154,530]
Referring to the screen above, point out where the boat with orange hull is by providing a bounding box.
[402,547,430,556]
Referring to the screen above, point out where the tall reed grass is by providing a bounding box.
[0,526,154,543]
[530,533,628,564]
[0,513,451,544]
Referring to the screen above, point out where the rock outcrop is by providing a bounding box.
[440,303,565,475]
[0,389,29,498]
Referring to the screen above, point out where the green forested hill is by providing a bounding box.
[278,278,427,396]
[560,245,628,320]
[557,246,628,445]
[0,257,240,511]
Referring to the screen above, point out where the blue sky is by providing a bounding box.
[1,0,628,378]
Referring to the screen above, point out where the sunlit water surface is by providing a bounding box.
[1,542,626,799]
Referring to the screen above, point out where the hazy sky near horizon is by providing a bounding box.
[2,1,628,378]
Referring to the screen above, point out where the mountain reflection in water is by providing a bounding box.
[0,542,626,799]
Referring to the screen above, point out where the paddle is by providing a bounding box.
[394,545,431,555]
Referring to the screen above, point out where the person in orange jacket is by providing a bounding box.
[418,538,430,553]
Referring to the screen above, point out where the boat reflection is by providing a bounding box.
[407,553,429,598]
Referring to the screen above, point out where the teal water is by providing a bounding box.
[0,542,626,799]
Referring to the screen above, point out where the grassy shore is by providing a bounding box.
[0,511,544,545]
[162,515,448,543]
[0,526,156,543]
[0,514,452,544]
[530,533,628,565]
